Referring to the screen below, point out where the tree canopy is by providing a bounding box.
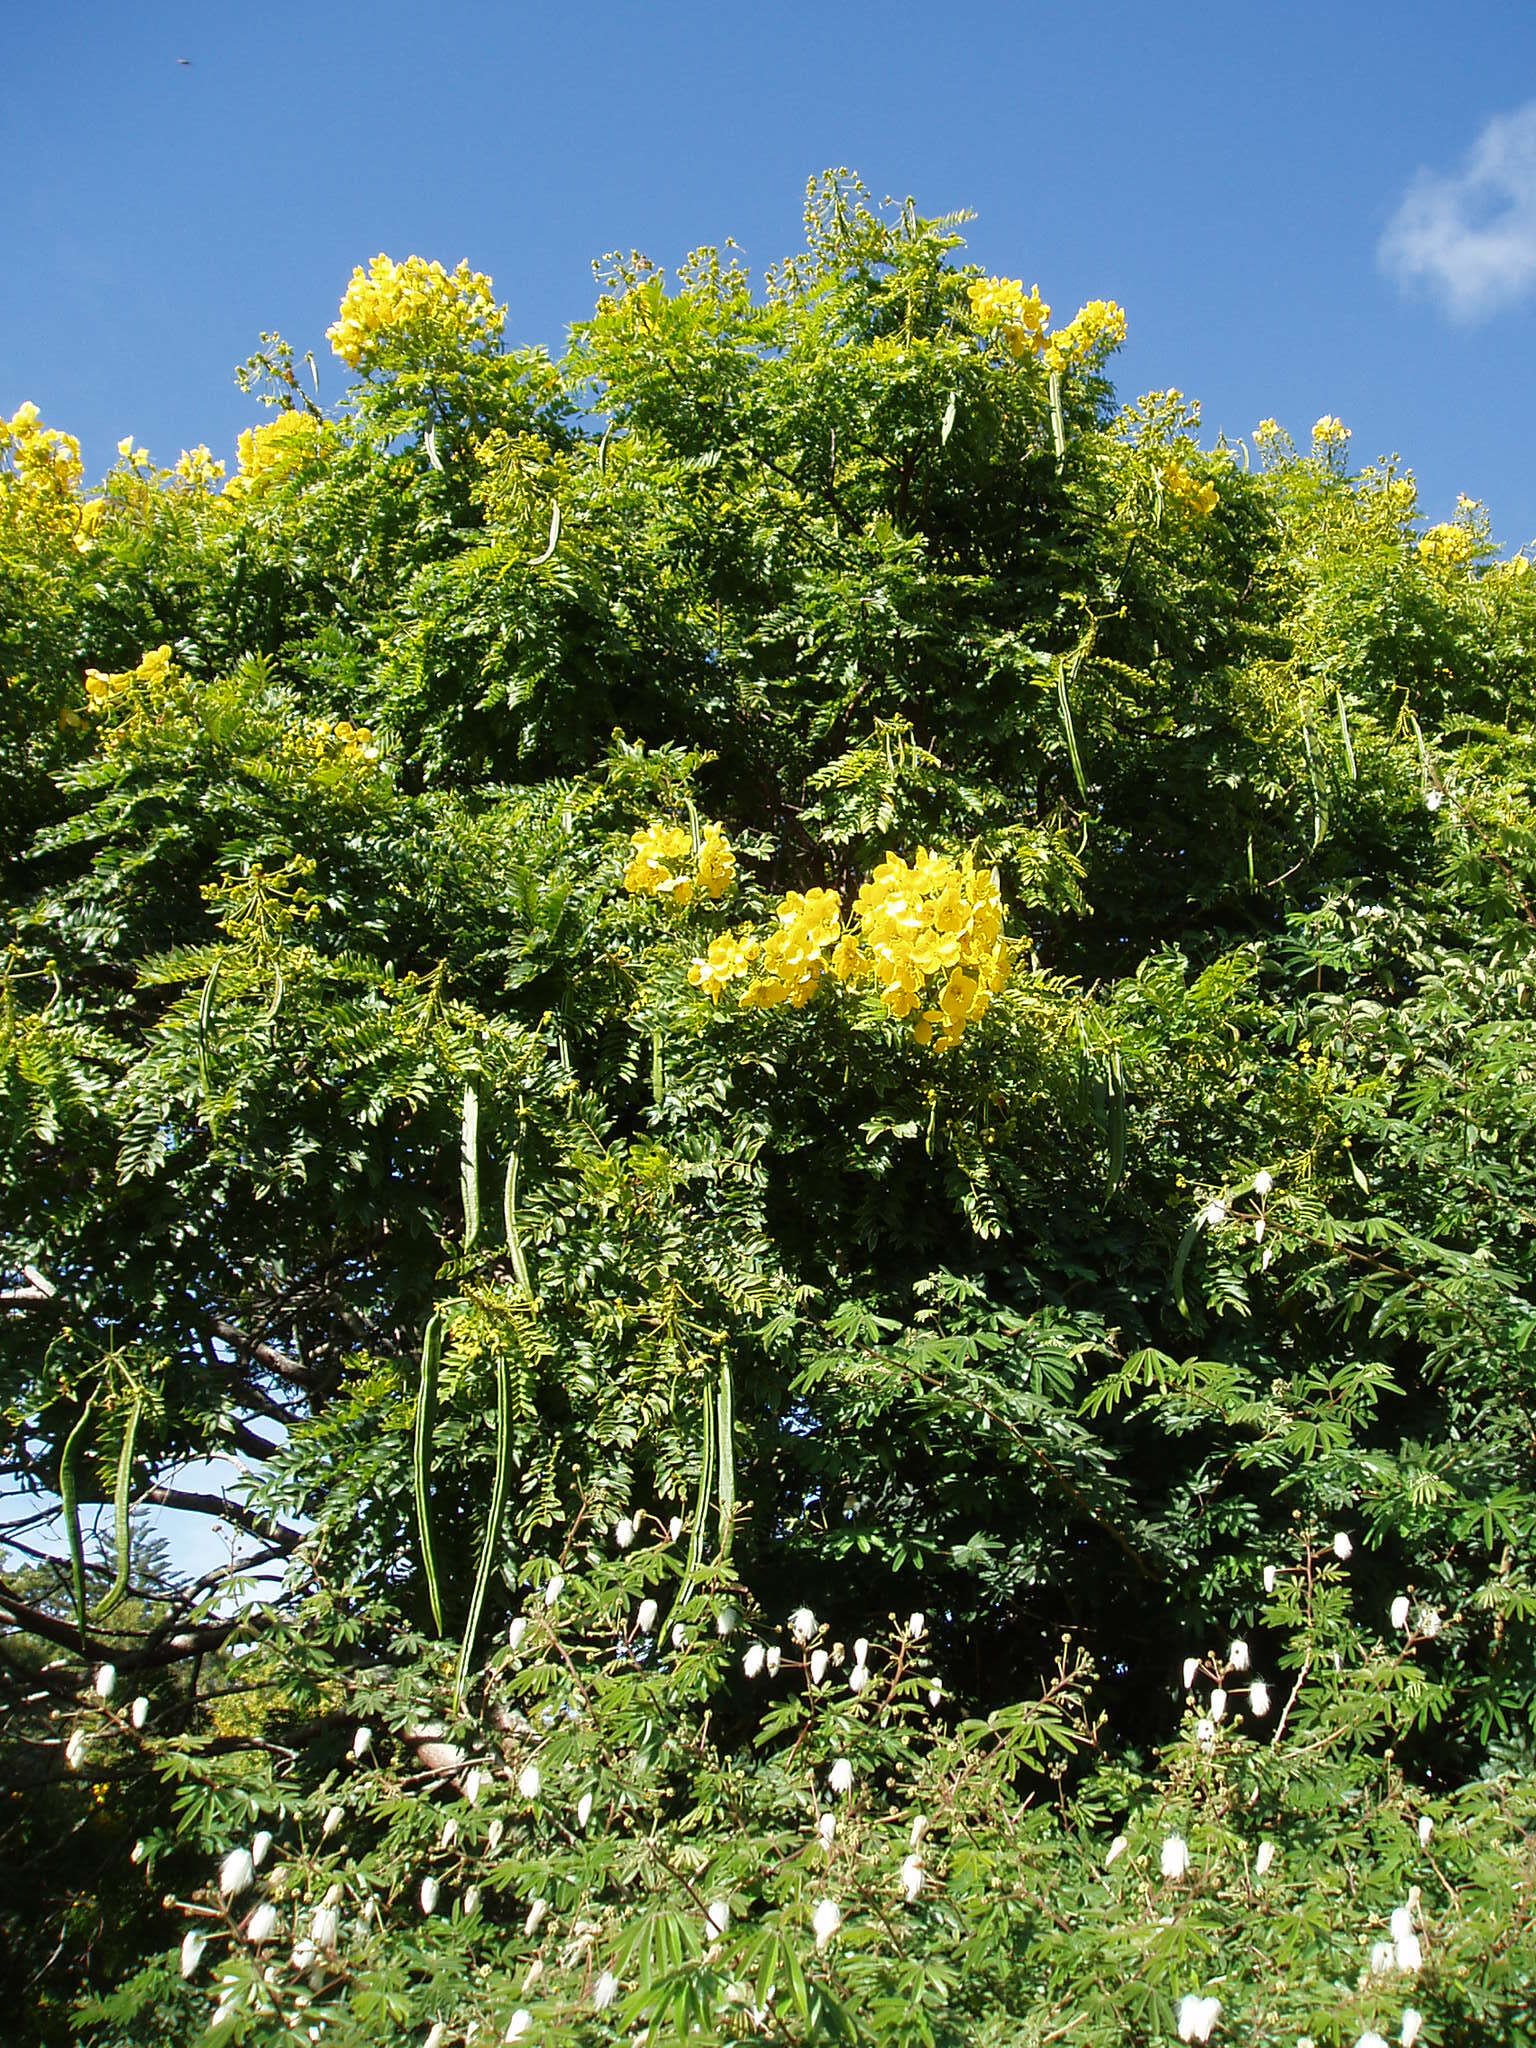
[3,175,1534,2047]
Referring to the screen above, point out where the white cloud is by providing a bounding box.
[1380,102,1536,322]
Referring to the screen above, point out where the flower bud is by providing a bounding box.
[130,1695,150,1730]
[636,1598,658,1633]
[179,1929,206,1979]
[219,1849,256,1900]
[517,1763,541,1800]
[247,1903,279,1946]
[419,1876,440,1916]
[94,1664,117,1700]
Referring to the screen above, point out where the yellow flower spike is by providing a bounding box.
[695,822,737,901]
[327,253,504,371]
[689,932,759,1003]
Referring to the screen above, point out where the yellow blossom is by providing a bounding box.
[1417,522,1480,572]
[174,445,226,488]
[740,888,844,1009]
[227,411,323,493]
[624,821,694,901]
[1163,461,1219,520]
[1,402,84,499]
[1253,418,1282,447]
[688,931,759,1002]
[695,822,737,901]
[1312,415,1351,451]
[327,253,504,372]
[1042,299,1128,375]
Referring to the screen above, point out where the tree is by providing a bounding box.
[2,179,1533,2046]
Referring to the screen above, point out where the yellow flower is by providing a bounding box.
[1,402,83,498]
[688,931,759,1002]
[695,822,737,901]
[1312,415,1351,451]
[174,445,226,488]
[1163,461,1219,520]
[227,411,323,493]
[740,888,844,1009]
[1253,418,1282,446]
[1044,299,1128,375]
[1417,522,1479,572]
[623,821,694,899]
[327,253,504,372]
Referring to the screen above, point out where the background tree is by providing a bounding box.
[2,180,1533,2045]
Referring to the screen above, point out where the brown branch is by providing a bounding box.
[140,1485,302,1551]
[209,1318,311,1386]
[0,1585,239,1672]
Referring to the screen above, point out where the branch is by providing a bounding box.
[209,1318,312,1386]
[0,1584,240,1673]
[140,1485,302,1551]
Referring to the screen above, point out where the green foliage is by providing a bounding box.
[4,173,1536,2043]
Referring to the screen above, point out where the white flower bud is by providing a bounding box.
[1253,1169,1273,1196]
[848,1662,870,1694]
[321,1805,343,1838]
[246,1903,279,1946]
[1333,1531,1353,1560]
[440,1816,458,1850]
[1249,1680,1271,1717]
[1202,1200,1227,1228]
[812,1898,841,1949]
[1105,1834,1126,1867]
[853,1637,869,1668]
[907,1611,925,1639]
[517,1763,541,1800]
[1160,1833,1190,1881]
[1417,1815,1433,1847]
[543,1573,564,1607]
[464,1885,482,1918]
[419,1876,440,1916]
[789,1608,817,1645]
[1390,1595,1411,1630]
[577,1793,593,1829]
[1415,1606,1441,1640]
[743,1643,766,1679]
[809,1648,829,1685]
[1400,2010,1423,2048]
[818,1812,836,1849]
[311,1906,338,1952]
[251,1830,273,1869]
[928,1683,943,1709]
[705,1899,730,1939]
[426,2027,447,2048]
[219,1848,256,1900]
[671,1624,687,1651]
[523,1898,548,1937]
[130,1839,147,1865]
[668,1515,683,1541]
[615,1516,636,1550]
[716,1605,737,1638]
[764,1646,781,1676]
[1254,1841,1275,1879]
[350,1725,372,1760]
[94,1663,117,1700]
[1263,1565,1277,1594]
[1425,790,1443,812]
[1195,1717,1217,1754]
[505,2013,532,2042]
[828,1758,853,1796]
[464,1768,484,1807]
[1209,1688,1227,1724]
[636,1598,658,1634]
[507,1616,528,1652]
[593,1970,618,2010]
[290,1936,317,1973]
[1228,1640,1249,1673]
[487,1818,504,1853]
[65,1729,87,1770]
[900,1854,924,1903]
[1177,1994,1221,2043]
[1182,1656,1199,1690]
[1371,1941,1396,1976]
[179,1929,206,1979]
[130,1695,149,1730]
[1254,1217,1266,1243]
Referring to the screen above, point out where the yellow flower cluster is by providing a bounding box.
[688,849,1014,1052]
[306,716,380,764]
[967,280,1126,373]
[1163,460,1219,519]
[327,254,504,371]
[624,820,736,906]
[740,888,845,1010]
[174,445,226,488]
[227,412,323,494]
[116,435,151,468]
[1417,522,1481,572]
[0,402,83,498]
[84,643,174,714]
[1253,418,1283,447]
[1042,298,1128,374]
[967,277,1051,359]
[1312,415,1351,451]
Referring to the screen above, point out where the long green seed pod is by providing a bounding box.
[1104,1050,1127,1202]
[1057,666,1088,801]
[715,1362,736,1561]
[454,1351,512,1712]
[414,1311,446,1636]
[196,954,222,1110]
[1336,687,1358,782]
[678,1379,716,1612]
[59,1395,97,1647]
[504,1133,531,1294]
[95,1393,143,1620]
[460,1083,480,1252]
[651,1030,664,1109]
[1049,368,1067,473]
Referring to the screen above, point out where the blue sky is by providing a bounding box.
[7,3,1536,545]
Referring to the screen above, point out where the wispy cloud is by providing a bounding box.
[1380,102,1536,322]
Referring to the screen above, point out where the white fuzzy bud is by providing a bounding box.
[809,1648,829,1685]
[705,1899,730,1939]
[464,1768,484,1807]
[517,1763,541,1800]
[593,1970,618,2010]
[743,1643,766,1679]
[65,1729,87,1770]
[636,1598,658,1634]
[812,1898,841,1949]
[463,1886,481,1919]
[1177,1994,1221,2043]
[1417,1815,1433,1847]
[523,1898,548,1937]
[1263,1565,1277,1594]
[577,1793,593,1829]
[789,1607,817,1645]
[419,1876,440,1916]
[246,1903,279,1946]
[251,1830,273,1869]
[900,1854,924,1903]
[543,1573,563,1607]
[1105,1834,1126,1867]
[818,1812,836,1849]
[1400,2010,1423,2048]
[848,1662,870,1694]
[1160,1833,1190,1881]
[1182,1656,1199,1690]
[350,1725,372,1760]
[716,1605,737,1638]
[907,1611,925,1639]
[671,1624,687,1651]
[486,1818,504,1853]
[1371,1941,1396,1976]
[219,1848,256,1900]
[507,1616,528,1652]
[1254,1840,1275,1879]
[1333,1531,1353,1560]
[1249,1680,1271,1717]
[852,1637,869,1668]
[1228,1640,1249,1673]
[1415,1606,1441,1640]
[179,1929,206,1979]
[764,1646,781,1676]
[321,1805,343,1838]
[505,2014,532,2042]
[1209,1687,1227,1724]
[828,1758,853,1796]
[440,1816,458,1850]
[1391,1595,1411,1630]
[1253,1169,1273,1196]
[311,1906,338,1952]
[1195,1717,1217,1754]
[130,1695,149,1730]
[614,1516,636,1550]
[94,1663,117,1700]
[1202,1200,1226,1228]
